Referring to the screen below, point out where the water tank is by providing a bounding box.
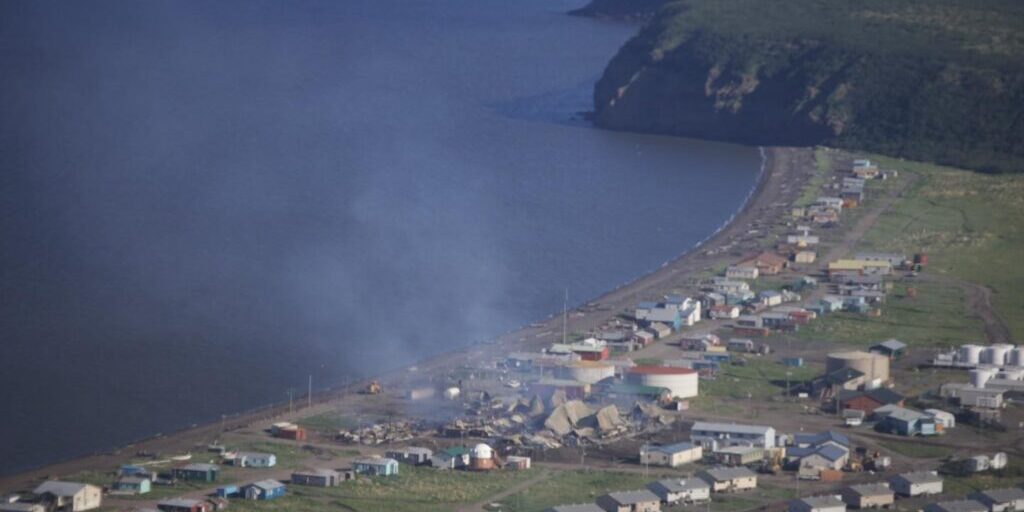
[826,351,890,382]
[998,368,1024,381]
[960,344,984,365]
[991,452,1008,470]
[1010,348,1024,367]
[970,368,998,388]
[563,361,615,384]
[985,344,1013,366]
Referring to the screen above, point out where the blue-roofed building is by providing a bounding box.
[241,480,286,501]
[789,431,851,477]
[640,442,703,467]
[875,406,938,436]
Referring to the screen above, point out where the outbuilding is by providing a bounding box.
[353,456,399,476]
[924,500,988,512]
[889,471,943,497]
[969,488,1024,512]
[690,422,776,449]
[291,469,342,487]
[595,489,661,512]
[232,452,277,468]
[171,463,218,483]
[697,467,758,492]
[639,442,703,468]
[156,499,212,512]
[241,480,286,501]
[386,447,433,465]
[789,495,847,512]
[841,483,894,509]
[112,476,151,495]
[32,481,102,512]
[646,479,710,505]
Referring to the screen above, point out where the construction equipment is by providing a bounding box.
[760,447,784,474]
[363,380,382,395]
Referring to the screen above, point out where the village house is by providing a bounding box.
[431,446,470,469]
[969,488,1024,512]
[172,463,219,483]
[855,252,907,267]
[712,445,764,466]
[827,259,892,277]
[794,250,817,264]
[726,338,756,353]
[353,456,399,476]
[111,476,151,495]
[679,333,722,351]
[874,405,938,436]
[817,196,844,209]
[157,498,212,512]
[836,388,905,414]
[505,455,531,470]
[787,234,820,247]
[924,500,988,512]
[697,467,758,492]
[736,251,788,275]
[386,447,433,465]
[633,330,656,347]
[789,495,847,512]
[546,505,606,512]
[241,480,286,501]
[709,304,741,319]
[291,469,342,487]
[788,431,850,477]
[232,452,276,468]
[726,266,759,280]
[841,483,895,509]
[691,422,776,449]
[758,290,784,307]
[639,442,703,467]
[270,421,307,441]
[646,479,710,505]
[32,482,102,512]
[595,490,662,512]
[889,471,943,497]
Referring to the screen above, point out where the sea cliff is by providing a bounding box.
[591,0,1024,172]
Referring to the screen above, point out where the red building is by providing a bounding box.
[275,426,307,441]
[572,346,609,361]
[836,388,904,414]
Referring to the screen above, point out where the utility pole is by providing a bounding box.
[288,389,294,414]
[308,374,313,409]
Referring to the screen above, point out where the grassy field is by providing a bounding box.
[298,411,363,433]
[226,465,540,512]
[496,469,659,512]
[793,280,985,347]
[701,358,819,401]
[878,440,953,459]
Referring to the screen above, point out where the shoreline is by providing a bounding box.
[0,145,807,492]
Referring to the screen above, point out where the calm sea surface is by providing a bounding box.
[0,0,760,474]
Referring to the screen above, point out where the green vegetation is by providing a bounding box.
[297,411,362,432]
[794,148,834,208]
[230,440,343,470]
[228,465,540,512]
[794,280,985,347]
[701,358,819,400]
[595,0,1024,172]
[706,483,796,512]
[497,470,658,512]
[878,440,952,459]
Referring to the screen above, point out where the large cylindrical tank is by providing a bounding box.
[985,344,1013,366]
[1009,348,1024,367]
[998,368,1024,381]
[960,344,984,365]
[826,351,890,383]
[560,361,616,384]
[626,367,699,398]
[470,443,495,471]
[970,367,998,388]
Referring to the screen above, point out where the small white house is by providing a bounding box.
[32,482,102,512]
[790,495,846,512]
[640,442,703,468]
[726,266,759,280]
[647,479,710,505]
[233,452,277,468]
[925,409,956,429]
[890,471,943,497]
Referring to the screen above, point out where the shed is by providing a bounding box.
[889,471,943,497]
[697,467,758,492]
[841,483,894,509]
[241,480,286,501]
[924,500,988,512]
[386,447,433,465]
[112,476,151,495]
[156,499,212,512]
[172,463,219,482]
[353,456,399,476]
[646,479,710,505]
[789,495,847,512]
[595,489,661,512]
[639,442,703,468]
[869,339,907,359]
[32,481,102,512]
[969,488,1024,512]
[291,469,341,487]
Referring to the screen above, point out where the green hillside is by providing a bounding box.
[593,0,1024,172]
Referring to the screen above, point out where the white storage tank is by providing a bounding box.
[970,367,998,388]
[626,366,699,399]
[960,344,984,365]
[985,344,1013,366]
[991,452,1008,470]
[560,361,616,384]
[1010,348,1024,367]
[998,368,1024,381]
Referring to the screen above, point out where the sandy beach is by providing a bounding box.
[0,146,816,492]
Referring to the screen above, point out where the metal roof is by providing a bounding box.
[547,505,605,512]
[927,500,987,512]
[794,431,850,447]
[893,471,942,484]
[603,489,660,504]
[645,442,698,454]
[33,481,89,496]
[648,478,710,493]
[691,422,773,435]
[158,498,206,507]
[701,466,758,481]
[797,495,845,508]
[873,339,907,351]
[247,479,285,490]
[848,483,893,496]
[179,463,219,471]
[815,444,849,462]
[974,488,1024,503]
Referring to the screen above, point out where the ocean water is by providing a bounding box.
[0,0,760,474]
